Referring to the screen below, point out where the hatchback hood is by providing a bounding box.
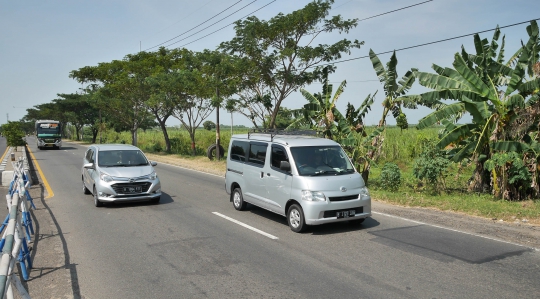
[101,165,154,178]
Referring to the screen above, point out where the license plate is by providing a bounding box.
[122,186,142,193]
[336,210,356,219]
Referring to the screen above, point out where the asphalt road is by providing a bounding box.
[7,137,540,298]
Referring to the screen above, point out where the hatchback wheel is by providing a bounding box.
[287,204,306,233]
[82,178,91,195]
[93,186,103,207]
[232,188,247,211]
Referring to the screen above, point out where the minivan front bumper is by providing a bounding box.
[302,197,371,225]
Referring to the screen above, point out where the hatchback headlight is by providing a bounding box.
[148,171,157,180]
[302,190,326,202]
[359,186,370,200]
[100,172,113,183]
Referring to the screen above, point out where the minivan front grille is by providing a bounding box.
[328,194,359,202]
[111,182,151,194]
[323,207,363,218]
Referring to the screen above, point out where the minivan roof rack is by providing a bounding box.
[247,129,319,141]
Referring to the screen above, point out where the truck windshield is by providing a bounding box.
[290,146,355,176]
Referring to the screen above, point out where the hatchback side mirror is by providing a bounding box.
[151,161,157,166]
[280,161,291,172]
[83,163,94,169]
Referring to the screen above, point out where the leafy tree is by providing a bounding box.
[203,120,216,131]
[2,121,27,147]
[219,0,363,128]
[70,51,159,146]
[413,21,540,198]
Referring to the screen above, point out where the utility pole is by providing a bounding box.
[215,87,221,161]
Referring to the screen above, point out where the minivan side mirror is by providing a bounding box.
[151,161,157,166]
[83,163,94,169]
[280,161,291,172]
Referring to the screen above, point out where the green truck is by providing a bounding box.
[35,120,62,150]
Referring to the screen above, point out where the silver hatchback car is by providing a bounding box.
[82,144,162,207]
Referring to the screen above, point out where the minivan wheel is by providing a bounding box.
[93,187,103,207]
[232,188,247,211]
[82,178,91,195]
[287,204,306,233]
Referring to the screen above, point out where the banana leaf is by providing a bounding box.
[417,103,465,129]
[491,141,531,153]
[369,49,387,83]
[453,53,491,97]
[437,123,477,149]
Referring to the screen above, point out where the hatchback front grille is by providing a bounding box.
[111,182,151,194]
[328,194,359,202]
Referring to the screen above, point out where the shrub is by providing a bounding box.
[413,139,450,193]
[380,162,401,191]
[2,122,27,147]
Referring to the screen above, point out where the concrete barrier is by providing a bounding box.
[1,147,32,187]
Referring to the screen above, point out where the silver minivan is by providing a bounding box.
[225,132,371,232]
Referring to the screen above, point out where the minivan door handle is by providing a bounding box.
[260,171,264,178]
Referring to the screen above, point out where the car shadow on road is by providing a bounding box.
[245,204,380,235]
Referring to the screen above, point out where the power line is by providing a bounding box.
[358,0,433,22]
[146,0,245,51]
[163,0,261,49]
[140,0,216,43]
[314,17,540,68]
[177,1,276,48]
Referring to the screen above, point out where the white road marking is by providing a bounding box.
[372,211,538,251]
[213,212,279,240]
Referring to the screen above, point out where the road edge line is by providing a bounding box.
[26,145,54,199]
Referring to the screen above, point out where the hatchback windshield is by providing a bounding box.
[98,150,148,167]
[290,146,354,176]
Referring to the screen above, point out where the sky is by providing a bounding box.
[1,0,539,128]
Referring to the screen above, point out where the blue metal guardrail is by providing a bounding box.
[0,156,34,298]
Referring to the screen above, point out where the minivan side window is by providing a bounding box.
[248,143,267,166]
[271,145,290,172]
[230,141,249,162]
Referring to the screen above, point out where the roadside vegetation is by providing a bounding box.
[1,1,538,223]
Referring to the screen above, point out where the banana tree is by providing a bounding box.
[413,21,540,197]
[364,50,418,182]
[287,67,347,139]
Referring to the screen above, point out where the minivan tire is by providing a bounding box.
[232,188,247,211]
[287,204,306,233]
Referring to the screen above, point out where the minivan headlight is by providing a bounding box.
[100,172,113,183]
[148,171,157,180]
[302,190,326,202]
[359,186,370,200]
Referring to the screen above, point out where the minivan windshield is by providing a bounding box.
[98,150,149,167]
[290,146,355,176]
